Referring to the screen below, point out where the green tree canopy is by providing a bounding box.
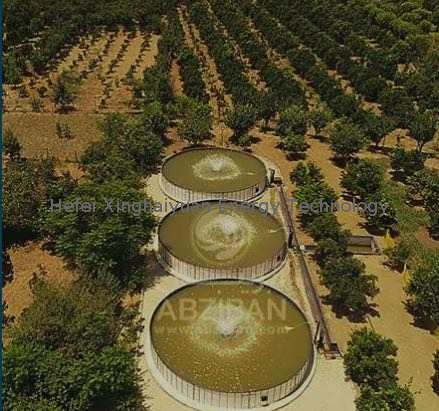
[276,105,308,136]
[9,277,123,357]
[225,104,257,138]
[321,258,378,315]
[406,256,439,327]
[42,180,157,291]
[344,328,399,389]
[356,383,415,411]
[409,111,438,152]
[282,132,308,157]
[52,70,80,112]
[4,158,75,244]
[3,342,144,411]
[291,162,324,186]
[341,160,384,200]
[329,119,369,161]
[3,128,22,161]
[176,97,212,144]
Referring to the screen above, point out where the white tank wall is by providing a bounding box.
[150,339,313,409]
[160,174,267,203]
[158,240,287,281]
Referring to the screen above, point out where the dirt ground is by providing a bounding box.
[4,241,76,320]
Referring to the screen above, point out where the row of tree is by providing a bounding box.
[344,328,416,410]
[188,0,259,109]
[208,0,306,117]
[258,0,437,129]
[3,0,178,82]
[291,162,378,318]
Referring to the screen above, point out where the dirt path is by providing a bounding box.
[134,34,160,79]
[170,60,185,97]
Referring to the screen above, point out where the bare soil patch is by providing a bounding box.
[4,242,76,320]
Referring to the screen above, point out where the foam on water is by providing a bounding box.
[190,301,259,356]
[192,154,241,181]
[192,213,255,262]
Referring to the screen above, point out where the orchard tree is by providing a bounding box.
[307,213,348,243]
[356,110,393,148]
[235,133,255,148]
[410,168,439,237]
[379,88,415,128]
[409,111,438,152]
[3,342,145,411]
[308,108,333,137]
[81,143,141,185]
[406,256,439,329]
[321,257,378,316]
[386,240,411,272]
[282,133,308,158]
[10,277,122,357]
[356,384,415,411]
[259,90,279,128]
[52,70,80,112]
[315,238,348,266]
[344,328,399,389]
[225,104,257,139]
[364,189,397,230]
[276,105,307,136]
[177,99,212,145]
[329,119,369,162]
[4,159,74,243]
[291,162,324,186]
[341,160,384,199]
[139,101,169,138]
[391,148,426,180]
[296,182,338,224]
[88,113,163,177]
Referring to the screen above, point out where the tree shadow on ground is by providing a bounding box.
[322,295,380,323]
[404,301,438,334]
[142,251,169,291]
